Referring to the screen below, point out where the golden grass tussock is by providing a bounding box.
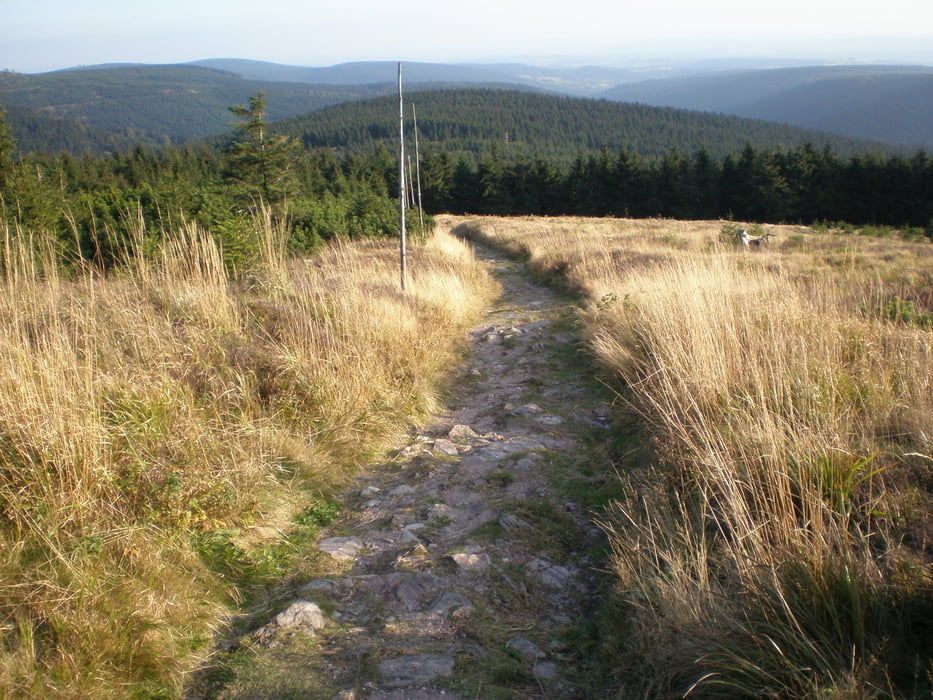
[0,215,497,697]
[453,215,933,698]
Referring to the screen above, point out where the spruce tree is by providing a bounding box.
[223,91,301,209]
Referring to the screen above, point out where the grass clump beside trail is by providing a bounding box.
[454,216,933,698]
[0,214,497,698]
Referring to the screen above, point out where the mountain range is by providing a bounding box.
[191,59,933,147]
[1,59,930,155]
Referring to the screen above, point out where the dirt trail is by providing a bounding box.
[202,234,617,699]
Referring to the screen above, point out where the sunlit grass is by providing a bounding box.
[0,213,496,696]
[452,215,933,698]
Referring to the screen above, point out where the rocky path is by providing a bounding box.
[204,241,617,699]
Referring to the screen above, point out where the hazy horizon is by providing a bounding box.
[3,1,933,75]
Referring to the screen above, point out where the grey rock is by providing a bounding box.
[510,403,542,416]
[318,536,363,561]
[394,444,427,460]
[534,661,558,679]
[433,438,461,456]
[451,551,491,571]
[535,414,564,425]
[462,504,498,527]
[300,579,337,594]
[364,690,461,700]
[331,690,360,700]
[458,454,496,476]
[391,512,417,527]
[507,636,546,661]
[427,503,460,521]
[398,528,421,543]
[272,600,326,632]
[527,557,574,588]
[378,654,454,686]
[499,512,532,530]
[448,424,479,440]
[475,438,545,460]
[395,578,426,612]
[429,592,475,617]
[388,484,417,497]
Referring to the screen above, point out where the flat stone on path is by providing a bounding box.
[472,438,545,461]
[536,413,564,425]
[509,403,542,416]
[527,557,575,588]
[395,578,429,612]
[448,424,479,440]
[378,654,455,686]
[318,536,363,560]
[429,591,475,618]
[432,438,461,456]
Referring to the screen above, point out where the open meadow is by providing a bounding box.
[2,209,931,698]
[454,216,933,698]
[0,215,497,697]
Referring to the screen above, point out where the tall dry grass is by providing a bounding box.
[0,214,496,697]
[454,216,933,698]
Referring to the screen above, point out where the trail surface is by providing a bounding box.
[203,236,616,699]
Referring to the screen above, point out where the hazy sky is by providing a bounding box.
[3,0,933,73]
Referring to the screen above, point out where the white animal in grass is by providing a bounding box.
[737,229,776,248]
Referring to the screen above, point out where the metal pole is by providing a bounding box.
[412,103,425,233]
[398,63,407,291]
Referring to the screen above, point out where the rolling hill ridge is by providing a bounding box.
[599,65,933,147]
[0,64,391,152]
[1,60,928,158]
[270,88,902,163]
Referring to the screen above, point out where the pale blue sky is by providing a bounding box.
[3,0,932,73]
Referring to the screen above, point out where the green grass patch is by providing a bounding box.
[485,470,515,487]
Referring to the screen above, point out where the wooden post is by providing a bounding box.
[398,63,407,291]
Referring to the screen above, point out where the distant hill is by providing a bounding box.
[270,88,901,164]
[0,62,540,155]
[0,60,921,158]
[0,64,390,151]
[599,65,933,147]
[189,59,645,95]
[0,103,160,154]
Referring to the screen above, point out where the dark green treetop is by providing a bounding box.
[224,91,302,209]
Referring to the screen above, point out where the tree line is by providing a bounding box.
[425,143,933,230]
[0,97,422,271]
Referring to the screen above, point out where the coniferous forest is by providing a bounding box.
[1,88,932,271]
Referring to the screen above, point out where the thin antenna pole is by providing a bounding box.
[407,155,415,208]
[412,103,425,233]
[398,62,407,291]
